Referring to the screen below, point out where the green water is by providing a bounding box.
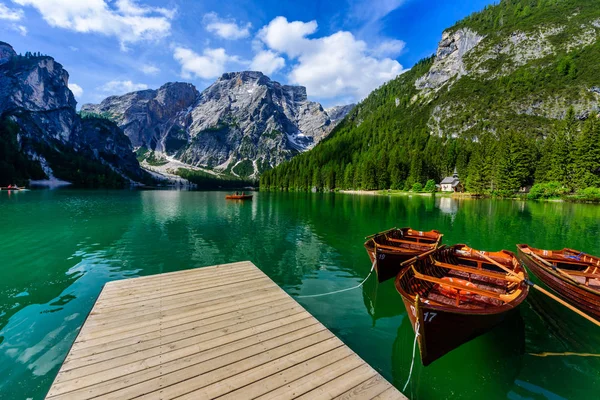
[0,190,599,399]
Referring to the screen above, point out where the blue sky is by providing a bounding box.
[0,0,495,107]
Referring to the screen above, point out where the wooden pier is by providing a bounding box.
[46,261,406,399]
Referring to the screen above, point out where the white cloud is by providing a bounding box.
[69,46,78,51]
[140,64,160,75]
[99,80,148,94]
[68,82,83,98]
[16,24,27,35]
[13,0,175,50]
[349,0,406,25]
[173,46,243,80]
[203,12,250,40]
[258,17,317,58]
[0,3,23,20]
[372,39,405,58]
[250,50,284,75]
[257,17,404,100]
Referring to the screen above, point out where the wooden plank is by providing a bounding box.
[254,355,365,400]
[335,375,394,399]
[104,261,251,288]
[66,302,301,360]
[48,323,326,399]
[62,306,307,370]
[73,293,289,349]
[75,289,284,342]
[146,336,343,400]
[99,264,261,296]
[85,280,278,326]
[372,387,407,400]
[217,348,355,400]
[46,262,405,400]
[56,312,313,383]
[294,364,379,399]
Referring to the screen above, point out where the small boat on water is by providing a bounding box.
[517,244,600,320]
[0,186,25,191]
[225,193,253,200]
[395,244,529,366]
[364,227,443,282]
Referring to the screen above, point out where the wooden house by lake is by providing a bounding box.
[440,169,463,192]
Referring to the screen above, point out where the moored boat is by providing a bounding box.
[517,244,600,320]
[225,193,253,200]
[364,227,443,282]
[395,244,529,366]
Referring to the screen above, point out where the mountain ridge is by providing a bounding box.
[0,41,150,187]
[83,71,355,178]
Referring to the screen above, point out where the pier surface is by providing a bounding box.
[46,261,405,399]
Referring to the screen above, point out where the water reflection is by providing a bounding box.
[0,190,599,399]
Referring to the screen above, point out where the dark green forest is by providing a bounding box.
[260,0,600,199]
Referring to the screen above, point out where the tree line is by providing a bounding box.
[260,108,600,197]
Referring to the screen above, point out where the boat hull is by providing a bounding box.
[401,296,515,366]
[225,195,253,200]
[364,228,443,283]
[517,247,600,320]
[365,247,423,283]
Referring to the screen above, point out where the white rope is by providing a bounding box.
[297,259,376,298]
[403,320,420,392]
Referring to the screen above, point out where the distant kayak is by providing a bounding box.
[225,194,253,200]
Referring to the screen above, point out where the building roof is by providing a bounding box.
[441,177,459,185]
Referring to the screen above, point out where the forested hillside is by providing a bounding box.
[260,0,600,196]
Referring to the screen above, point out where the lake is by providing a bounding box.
[0,190,599,399]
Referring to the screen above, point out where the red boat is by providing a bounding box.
[395,244,529,366]
[0,186,24,191]
[517,244,600,320]
[364,227,443,282]
[225,193,253,200]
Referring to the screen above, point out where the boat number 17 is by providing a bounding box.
[410,306,437,323]
[423,312,437,322]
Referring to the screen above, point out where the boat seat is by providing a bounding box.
[433,261,523,283]
[411,266,522,303]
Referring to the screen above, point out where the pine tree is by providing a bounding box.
[572,115,600,189]
[547,108,574,185]
[495,131,535,193]
[466,148,487,194]
[343,163,354,189]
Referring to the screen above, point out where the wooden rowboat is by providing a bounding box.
[395,244,529,366]
[364,227,443,282]
[517,244,600,320]
[0,186,24,191]
[225,194,253,200]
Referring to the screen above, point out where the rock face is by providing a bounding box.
[83,82,198,150]
[0,41,16,65]
[0,43,147,184]
[413,10,600,138]
[326,104,357,122]
[415,28,485,92]
[83,71,353,177]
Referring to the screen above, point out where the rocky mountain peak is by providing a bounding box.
[84,71,354,178]
[0,41,16,65]
[0,41,146,186]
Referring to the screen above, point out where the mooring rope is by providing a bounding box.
[529,351,600,358]
[403,320,420,392]
[296,259,376,298]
